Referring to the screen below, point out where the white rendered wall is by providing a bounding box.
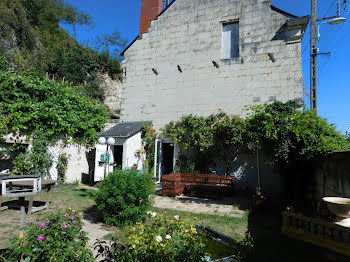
[123,132,145,170]
[46,143,89,183]
[94,132,145,182]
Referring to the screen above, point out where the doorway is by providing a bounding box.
[113,145,123,169]
[162,143,174,175]
[154,140,175,183]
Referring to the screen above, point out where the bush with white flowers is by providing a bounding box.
[95,213,207,261]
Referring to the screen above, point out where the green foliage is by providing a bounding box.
[141,124,158,169]
[94,213,208,262]
[5,209,94,262]
[0,55,8,70]
[95,169,155,226]
[0,70,108,175]
[162,101,348,172]
[13,139,53,176]
[0,70,108,144]
[162,114,245,173]
[54,42,99,84]
[245,100,349,167]
[0,0,124,101]
[57,153,69,182]
[94,29,128,59]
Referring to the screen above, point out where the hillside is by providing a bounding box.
[0,0,123,108]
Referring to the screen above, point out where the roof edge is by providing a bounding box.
[120,35,139,57]
[121,3,302,57]
[120,1,178,57]
[271,5,298,18]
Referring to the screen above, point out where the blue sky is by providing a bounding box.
[62,0,350,134]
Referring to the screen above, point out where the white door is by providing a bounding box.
[153,139,163,183]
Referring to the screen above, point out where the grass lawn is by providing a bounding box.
[0,185,249,250]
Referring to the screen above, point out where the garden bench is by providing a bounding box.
[162,173,234,198]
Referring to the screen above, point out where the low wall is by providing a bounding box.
[312,151,350,199]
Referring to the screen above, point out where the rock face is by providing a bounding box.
[101,74,123,115]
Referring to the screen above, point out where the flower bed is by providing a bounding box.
[94,212,208,262]
[4,209,94,262]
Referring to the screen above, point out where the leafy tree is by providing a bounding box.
[245,100,348,167]
[0,0,123,102]
[94,29,128,58]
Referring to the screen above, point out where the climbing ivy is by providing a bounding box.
[162,113,246,173]
[162,101,348,173]
[245,100,349,167]
[0,69,109,175]
[141,124,158,169]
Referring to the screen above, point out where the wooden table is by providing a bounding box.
[12,180,57,214]
[0,179,57,214]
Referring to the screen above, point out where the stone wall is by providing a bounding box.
[102,74,123,114]
[121,0,303,130]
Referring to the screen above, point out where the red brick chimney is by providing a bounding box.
[139,0,163,39]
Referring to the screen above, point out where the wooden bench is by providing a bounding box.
[162,173,234,198]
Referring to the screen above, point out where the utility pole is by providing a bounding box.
[310,0,317,113]
[310,0,345,113]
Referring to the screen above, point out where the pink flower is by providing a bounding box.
[62,222,68,229]
[38,222,46,229]
[63,213,68,217]
[70,215,76,221]
[37,235,45,242]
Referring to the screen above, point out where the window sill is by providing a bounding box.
[220,57,243,65]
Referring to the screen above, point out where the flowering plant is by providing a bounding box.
[5,209,94,262]
[94,213,207,261]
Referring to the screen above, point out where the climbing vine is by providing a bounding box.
[162,113,246,173]
[162,101,348,173]
[0,69,109,175]
[141,124,158,169]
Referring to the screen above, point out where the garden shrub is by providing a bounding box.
[94,213,208,262]
[5,209,94,262]
[95,169,155,226]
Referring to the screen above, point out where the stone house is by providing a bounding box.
[95,0,309,192]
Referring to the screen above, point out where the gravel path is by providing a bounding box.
[153,195,246,217]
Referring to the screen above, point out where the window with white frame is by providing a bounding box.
[221,21,239,59]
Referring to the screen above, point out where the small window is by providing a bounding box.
[222,21,239,59]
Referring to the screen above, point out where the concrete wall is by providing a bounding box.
[46,143,89,183]
[63,144,89,183]
[313,151,350,199]
[123,132,145,170]
[94,132,145,182]
[121,0,303,130]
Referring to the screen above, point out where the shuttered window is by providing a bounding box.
[222,22,239,59]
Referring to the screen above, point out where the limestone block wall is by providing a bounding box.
[121,0,303,130]
[102,74,123,114]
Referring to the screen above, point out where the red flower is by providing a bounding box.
[5,119,8,123]
[168,256,171,260]
[164,254,167,257]
[261,195,264,199]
